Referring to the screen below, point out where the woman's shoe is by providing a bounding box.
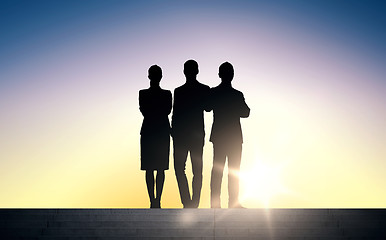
[154,198,161,208]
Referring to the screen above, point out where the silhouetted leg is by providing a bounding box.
[155,170,165,208]
[228,144,242,208]
[190,143,203,208]
[145,170,155,208]
[210,143,226,208]
[174,141,191,207]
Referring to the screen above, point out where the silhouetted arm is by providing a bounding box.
[204,86,212,112]
[171,89,179,135]
[239,93,250,118]
[139,90,150,117]
[165,91,172,115]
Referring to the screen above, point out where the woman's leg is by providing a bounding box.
[145,170,155,208]
[155,170,165,208]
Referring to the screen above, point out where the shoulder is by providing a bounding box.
[139,88,150,96]
[232,88,243,95]
[197,82,210,90]
[174,84,187,94]
[210,85,220,92]
[209,86,221,99]
[174,84,185,92]
[232,88,245,98]
[160,88,171,93]
[161,89,172,97]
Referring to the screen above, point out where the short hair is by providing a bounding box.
[148,65,162,76]
[184,59,199,76]
[219,62,234,76]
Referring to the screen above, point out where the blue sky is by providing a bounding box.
[1,1,385,78]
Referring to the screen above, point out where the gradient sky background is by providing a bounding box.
[0,0,385,208]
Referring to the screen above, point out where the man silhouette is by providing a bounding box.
[172,59,210,208]
[209,62,250,208]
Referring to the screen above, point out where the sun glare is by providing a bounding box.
[240,160,289,208]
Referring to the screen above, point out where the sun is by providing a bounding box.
[239,160,289,208]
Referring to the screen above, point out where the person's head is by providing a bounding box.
[183,59,199,79]
[218,62,234,83]
[148,65,162,84]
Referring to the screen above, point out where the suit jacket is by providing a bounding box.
[139,87,172,136]
[209,83,250,144]
[171,80,210,144]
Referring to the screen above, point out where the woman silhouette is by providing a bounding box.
[139,65,172,208]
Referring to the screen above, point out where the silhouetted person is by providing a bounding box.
[172,60,210,208]
[209,62,250,208]
[139,65,172,208]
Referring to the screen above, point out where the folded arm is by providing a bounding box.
[239,93,250,118]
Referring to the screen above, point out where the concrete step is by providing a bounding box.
[337,219,386,228]
[42,227,215,237]
[48,220,214,228]
[216,227,343,237]
[41,227,345,238]
[52,214,213,222]
[0,220,48,228]
[38,238,215,240]
[35,237,386,240]
[45,219,338,228]
[0,213,337,222]
[0,227,42,237]
[0,209,385,239]
[0,208,337,216]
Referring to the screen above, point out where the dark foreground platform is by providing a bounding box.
[0,209,385,239]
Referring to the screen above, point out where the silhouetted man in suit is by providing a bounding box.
[172,59,210,208]
[209,62,250,208]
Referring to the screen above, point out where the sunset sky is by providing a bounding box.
[0,0,385,208]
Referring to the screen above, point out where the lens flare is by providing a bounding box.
[240,160,290,208]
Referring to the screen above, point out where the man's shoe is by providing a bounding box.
[230,203,245,208]
[183,200,194,208]
[211,199,221,208]
[190,200,199,208]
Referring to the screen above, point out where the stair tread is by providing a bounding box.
[0,209,385,239]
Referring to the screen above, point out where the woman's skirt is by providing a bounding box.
[140,133,170,170]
